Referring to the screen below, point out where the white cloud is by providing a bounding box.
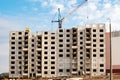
[27,0,41,2]
[41,1,48,7]
[30,0,65,14]
[88,2,97,11]
[49,1,65,14]
[112,4,120,19]
[32,7,38,11]
[103,0,110,3]
[70,0,120,31]
[104,3,111,9]
[67,0,77,8]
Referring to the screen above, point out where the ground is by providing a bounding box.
[3,74,120,80]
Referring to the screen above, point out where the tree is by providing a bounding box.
[0,72,9,79]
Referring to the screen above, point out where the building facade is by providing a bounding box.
[9,24,106,78]
[106,31,120,73]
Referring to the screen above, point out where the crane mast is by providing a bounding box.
[52,0,88,28]
[52,8,62,28]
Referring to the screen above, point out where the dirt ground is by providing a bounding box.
[3,74,120,80]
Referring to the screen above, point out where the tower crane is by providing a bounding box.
[51,0,88,28]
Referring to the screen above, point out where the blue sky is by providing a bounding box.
[0,0,120,73]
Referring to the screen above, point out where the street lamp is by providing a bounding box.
[108,18,112,80]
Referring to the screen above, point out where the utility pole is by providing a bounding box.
[109,18,112,80]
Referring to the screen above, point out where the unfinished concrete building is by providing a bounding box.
[9,29,42,78]
[9,24,106,78]
[41,31,57,77]
[56,28,71,77]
